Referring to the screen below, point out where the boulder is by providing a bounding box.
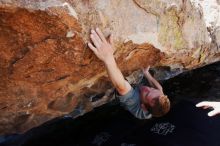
[0,0,219,134]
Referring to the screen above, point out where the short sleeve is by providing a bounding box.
[115,86,152,119]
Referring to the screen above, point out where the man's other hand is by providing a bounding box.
[142,66,150,75]
[88,28,115,63]
[196,101,220,117]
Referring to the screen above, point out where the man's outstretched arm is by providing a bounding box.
[142,66,164,93]
[88,28,131,95]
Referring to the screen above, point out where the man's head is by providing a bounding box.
[139,86,170,117]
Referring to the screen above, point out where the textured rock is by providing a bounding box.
[0,0,219,134]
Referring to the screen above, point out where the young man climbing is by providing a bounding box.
[88,28,170,119]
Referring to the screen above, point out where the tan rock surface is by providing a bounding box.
[0,0,219,134]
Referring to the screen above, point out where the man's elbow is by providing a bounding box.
[116,81,131,95]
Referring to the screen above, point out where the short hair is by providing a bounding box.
[146,95,170,117]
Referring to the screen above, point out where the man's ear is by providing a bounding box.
[141,103,148,112]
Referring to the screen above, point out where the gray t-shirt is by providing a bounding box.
[116,86,152,119]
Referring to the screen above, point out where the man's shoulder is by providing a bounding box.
[114,84,152,119]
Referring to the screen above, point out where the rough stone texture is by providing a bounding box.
[0,0,219,134]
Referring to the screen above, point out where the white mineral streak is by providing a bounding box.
[66,30,75,38]
[191,0,220,27]
[62,2,78,20]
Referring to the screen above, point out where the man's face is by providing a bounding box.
[139,86,162,111]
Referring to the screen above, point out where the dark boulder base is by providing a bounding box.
[1,61,220,146]
[1,100,220,146]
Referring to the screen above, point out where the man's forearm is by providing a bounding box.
[144,72,155,87]
[144,72,163,93]
[104,57,131,95]
[87,28,131,95]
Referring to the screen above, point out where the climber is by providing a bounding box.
[196,101,220,117]
[88,28,170,119]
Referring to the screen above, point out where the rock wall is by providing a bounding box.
[0,0,219,134]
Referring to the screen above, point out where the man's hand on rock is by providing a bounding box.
[142,66,151,75]
[88,28,115,63]
[196,101,220,117]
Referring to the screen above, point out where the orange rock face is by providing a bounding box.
[0,0,219,134]
[0,4,161,134]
